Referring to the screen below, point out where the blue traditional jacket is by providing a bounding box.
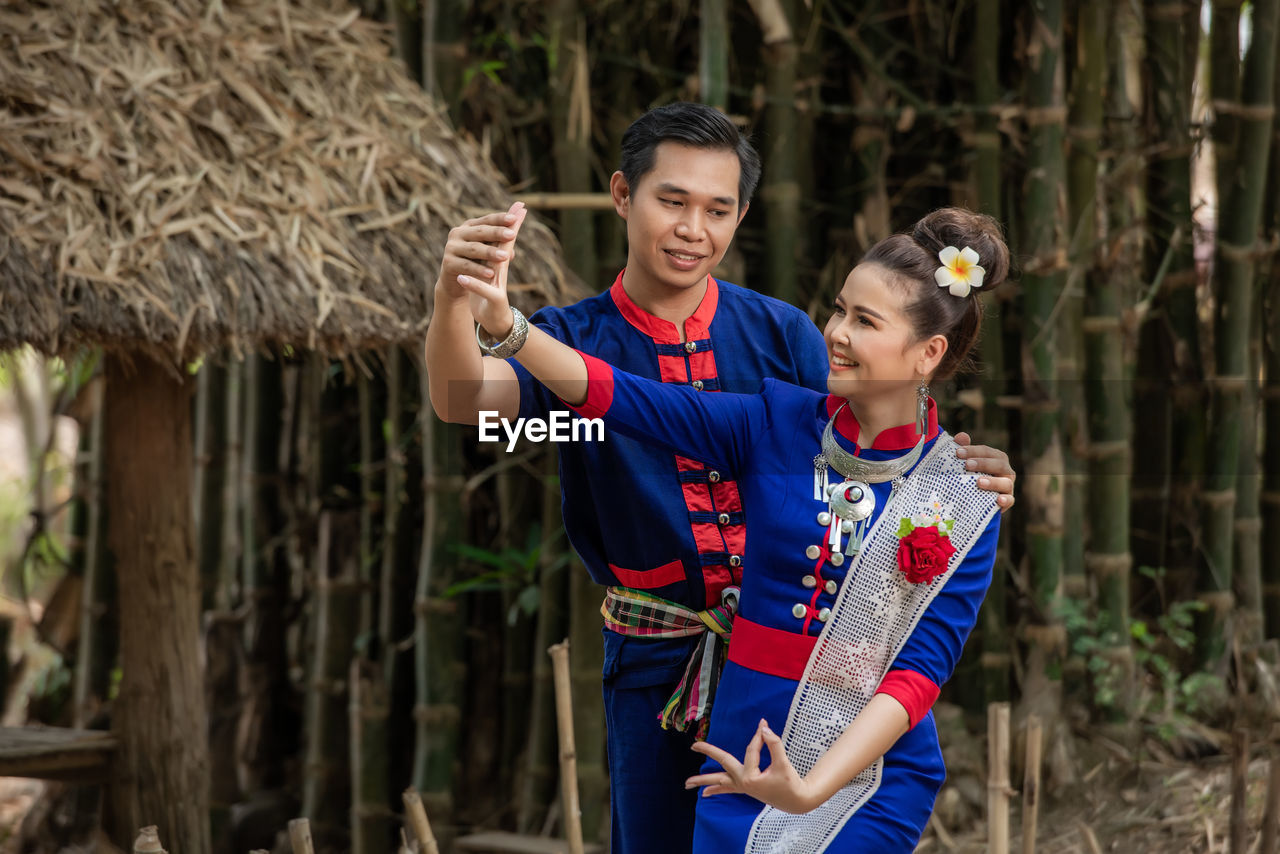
[512,271,829,612]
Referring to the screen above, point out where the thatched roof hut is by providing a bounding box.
[0,0,573,362]
[0,2,575,850]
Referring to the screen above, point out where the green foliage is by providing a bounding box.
[462,59,507,88]
[444,523,569,625]
[1060,570,1211,725]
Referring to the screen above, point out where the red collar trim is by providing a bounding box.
[823,395,939,451]
[609,271,718,344]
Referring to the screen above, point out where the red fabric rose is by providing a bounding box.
[896,525,957,584]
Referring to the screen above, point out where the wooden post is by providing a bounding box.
[1231,728,1250,854]
[288,817,315,854]
[987,702,1011,854]
[133,826,166,854]
[549,640,585,854]
[104,354,210,853]
[1022,715,1043,854]
[402,789,441,854]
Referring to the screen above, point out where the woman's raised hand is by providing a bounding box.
[686,719,818,814]
[454,201,528,340]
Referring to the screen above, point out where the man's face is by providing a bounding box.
[616,142,746,295]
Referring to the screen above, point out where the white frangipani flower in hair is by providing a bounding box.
[934,245,985,297]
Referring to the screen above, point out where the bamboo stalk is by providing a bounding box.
[195,360,228,611]
[220,358,244,611]
[1201,0,1280,667]
[357,372,376,639]
[403,789,441,854]
[412,359,463,836]
[747,0,792,43]
[71,376,104,728]
[424,0,466,115]
[1237,307,1267,646]
[380,346,404,686]
[518,453,570,830]
[762,0,799,305]
[549,640,585,854]
[1021,0,1069,752]
[699,0,729,108]
[1086,0,1142,720]
[301,509,334,820]
[1063,0,1107,712]
[241,354,261,604]
[973,0,1011,709]
[987,702,1011,854]
[239,354,288,793]
[1263,26,1280,640]
[515,193,615,211]
[1231,728,1250,854]
[350,658,390,854]
[388,0,421,81]
[841,1,890,251]
[567,553,607,841]
[288,818,315,854]
[1021,716,1043,854]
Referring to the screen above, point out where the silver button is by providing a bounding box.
[817,511,832,527]
[817,608,832,622]
[717,513,730,525]
[841,519,854,534]
[792,603,807,619]
[684,341,697,353]
[692,380,704,391]
[708,471,721,483]
[728,554,742,567]
[824,580,838,595]
[830,552,845,566]
[801,574,817,589]
[805,544,821,560]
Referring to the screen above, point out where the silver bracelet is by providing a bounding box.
[475,306,529,358]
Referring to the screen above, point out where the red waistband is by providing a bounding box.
[727,615,817,681]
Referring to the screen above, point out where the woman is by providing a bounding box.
[459,208,1008,852]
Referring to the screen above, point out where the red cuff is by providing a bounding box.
[562,350,615,419]
[875,669,940,730]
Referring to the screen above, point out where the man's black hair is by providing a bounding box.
[619,102,762,209]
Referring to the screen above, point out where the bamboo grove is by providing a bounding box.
[5,0,1280,851]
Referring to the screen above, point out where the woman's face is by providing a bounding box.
[823,263,930,403]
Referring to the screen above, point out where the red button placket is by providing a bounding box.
[800,543,833,635]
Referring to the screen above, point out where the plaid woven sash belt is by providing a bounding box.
[600,585,740,740]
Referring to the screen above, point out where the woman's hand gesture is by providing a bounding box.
[455,201,527,340]
[686,719,818,814]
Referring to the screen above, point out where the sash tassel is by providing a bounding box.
[601,585,739,739]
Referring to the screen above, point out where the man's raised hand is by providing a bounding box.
[455,201,527,339]
[436,201,526,302]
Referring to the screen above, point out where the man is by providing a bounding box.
[426,102,1015,853]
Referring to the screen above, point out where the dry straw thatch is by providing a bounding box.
[0,0,574,361]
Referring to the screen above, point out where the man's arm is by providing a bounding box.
[425,205,526,425]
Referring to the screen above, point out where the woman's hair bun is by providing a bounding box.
[909,208,1010,294]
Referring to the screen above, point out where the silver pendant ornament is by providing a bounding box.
[825,479,875,556]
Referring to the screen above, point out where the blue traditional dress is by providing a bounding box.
[511,272,829,854]
[568,354,1001,853]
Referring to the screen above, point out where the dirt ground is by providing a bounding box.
[922,704,1277,854]
[0,714,1273,853]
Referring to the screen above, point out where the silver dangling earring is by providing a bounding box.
[916,381,930,437]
